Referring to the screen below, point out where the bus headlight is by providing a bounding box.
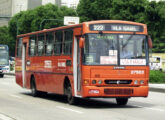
[134,80,138,85]
[98,80,102,84]
[92,80,97,84]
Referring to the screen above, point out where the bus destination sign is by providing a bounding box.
[89,24,143,32]
[0,46,5,50]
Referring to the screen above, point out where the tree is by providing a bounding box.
[9,4,77,39]
[77,0,148,23]
[77,0,165,52]
[145,1,165,52]
[0,26,15,56]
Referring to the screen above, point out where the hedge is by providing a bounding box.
[149,70,165,83]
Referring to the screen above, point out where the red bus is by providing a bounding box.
[15,20,152,105]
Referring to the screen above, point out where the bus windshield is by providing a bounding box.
[0,49,9,65]
[83,34,148,66]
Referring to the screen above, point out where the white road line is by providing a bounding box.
[56,106,83,114]
[0,82,10,85]
[9,95,22,99]
[0,114,14,120]
[131,105,164,112]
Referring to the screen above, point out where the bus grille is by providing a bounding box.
[104,88,133,95]
[105,80,132,85]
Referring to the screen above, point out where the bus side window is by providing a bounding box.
[17,38,22,57]
[46,32,54,56]
[29,35,37,56]
[63,30,73,55]
[54,31,63,55]
[38,34,45,56]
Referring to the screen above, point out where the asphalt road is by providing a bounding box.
[0,75,165,120]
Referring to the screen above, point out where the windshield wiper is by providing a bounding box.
[122,32,136,48]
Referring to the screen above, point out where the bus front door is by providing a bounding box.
[73,37,81,97]
[22,43,26,88]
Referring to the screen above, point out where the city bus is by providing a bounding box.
[15,20,152,105]
[0,45,10,78]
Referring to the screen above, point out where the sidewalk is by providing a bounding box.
[149,83,165,93]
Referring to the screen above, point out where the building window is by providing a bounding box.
[63,30,73,55]
[46,32,54,56]
[17,38,22,57]
[54,31,63,55]
[29,35,37,56]
[37,34,45,56]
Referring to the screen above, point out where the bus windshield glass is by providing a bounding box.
[0,49,9,65]
[83,34,147,65]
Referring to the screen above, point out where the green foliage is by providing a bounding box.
[0,4,76,57]
[77,0,165,53]
[0,26,15,56]
[150,70,165,83]
[8,4,77,39]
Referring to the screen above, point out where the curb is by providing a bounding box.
[4,73,15,76]
[149,87,165,93]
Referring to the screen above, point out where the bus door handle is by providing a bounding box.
[66,60,71,66]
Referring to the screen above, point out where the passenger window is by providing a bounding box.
[17,38,22,57]
[29,35,37,56]
[46,32,54,56]
[54,31,63,55]
[38,34,45,56]
[64,30,73,55]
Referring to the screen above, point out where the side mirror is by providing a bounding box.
[148,35,152,48]
[79,37,85,48]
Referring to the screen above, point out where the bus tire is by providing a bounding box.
[31,77,39,97]
[116,98,128,105]
[66,84,76,105]
[0,74,4,78]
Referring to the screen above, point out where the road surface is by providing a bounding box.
[0,75,164,120]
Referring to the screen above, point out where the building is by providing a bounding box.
[42,0,79,9]
[0,0,42,27]
[61,0,79,9]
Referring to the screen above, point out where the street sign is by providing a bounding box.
[64,16,79,25]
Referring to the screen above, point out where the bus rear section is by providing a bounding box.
[0,45,9,78]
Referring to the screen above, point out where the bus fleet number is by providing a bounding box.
[93,25,105,31]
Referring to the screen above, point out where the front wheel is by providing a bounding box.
[0,74,4,78]
[66,85,76,105]
[31,78,39,97]
[116,98,128,105]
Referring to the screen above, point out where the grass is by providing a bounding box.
[149,70,165,83]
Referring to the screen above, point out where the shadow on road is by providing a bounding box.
[21,92,145,109]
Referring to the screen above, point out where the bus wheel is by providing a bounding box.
[116,98,128,105]
[67,85,76,105]
[31,77,38,97]
[0,74,4,78]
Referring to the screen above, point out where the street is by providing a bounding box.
[0,75,165,120]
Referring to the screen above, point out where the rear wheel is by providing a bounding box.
[116,98,128,105]
[31,77,39,97]
[66,84,76,105]
[0,74,4,78]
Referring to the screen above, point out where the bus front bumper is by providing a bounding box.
[82,86,149,98]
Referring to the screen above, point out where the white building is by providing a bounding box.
[0,0,42,26]
[61,0,79,9]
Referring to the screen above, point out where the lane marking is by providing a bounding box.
[0,82,10,85]
[56,106,83,114]
[131,105,164,112]
[0,114,14,120]
[9,95,22,99]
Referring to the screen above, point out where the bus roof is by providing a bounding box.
[17,20,146,38]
